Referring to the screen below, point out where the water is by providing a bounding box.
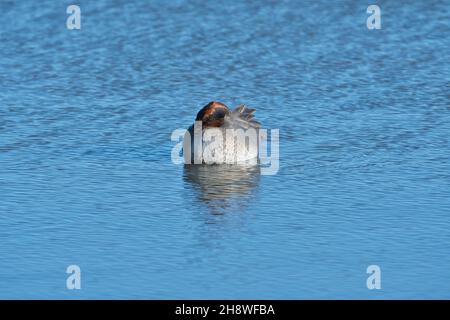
[1,0,449,299]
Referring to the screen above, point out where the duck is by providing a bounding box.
[183,101,261,165]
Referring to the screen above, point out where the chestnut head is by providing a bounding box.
[195,101,230,128]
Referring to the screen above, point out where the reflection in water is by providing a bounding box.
[183,164,260,215]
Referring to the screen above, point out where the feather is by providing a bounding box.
[225,104,261,129]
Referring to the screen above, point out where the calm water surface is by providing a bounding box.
[1,0,449,298]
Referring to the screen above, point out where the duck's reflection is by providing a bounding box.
[183,164,260,215]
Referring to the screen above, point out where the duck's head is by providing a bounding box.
[195,101,230,128]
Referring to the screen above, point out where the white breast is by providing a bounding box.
[201,127,258,165]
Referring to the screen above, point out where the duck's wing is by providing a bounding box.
[224,104,261,129]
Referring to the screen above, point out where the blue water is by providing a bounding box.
[1,0,449,299]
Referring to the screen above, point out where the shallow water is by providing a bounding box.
[1,0,449,298]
